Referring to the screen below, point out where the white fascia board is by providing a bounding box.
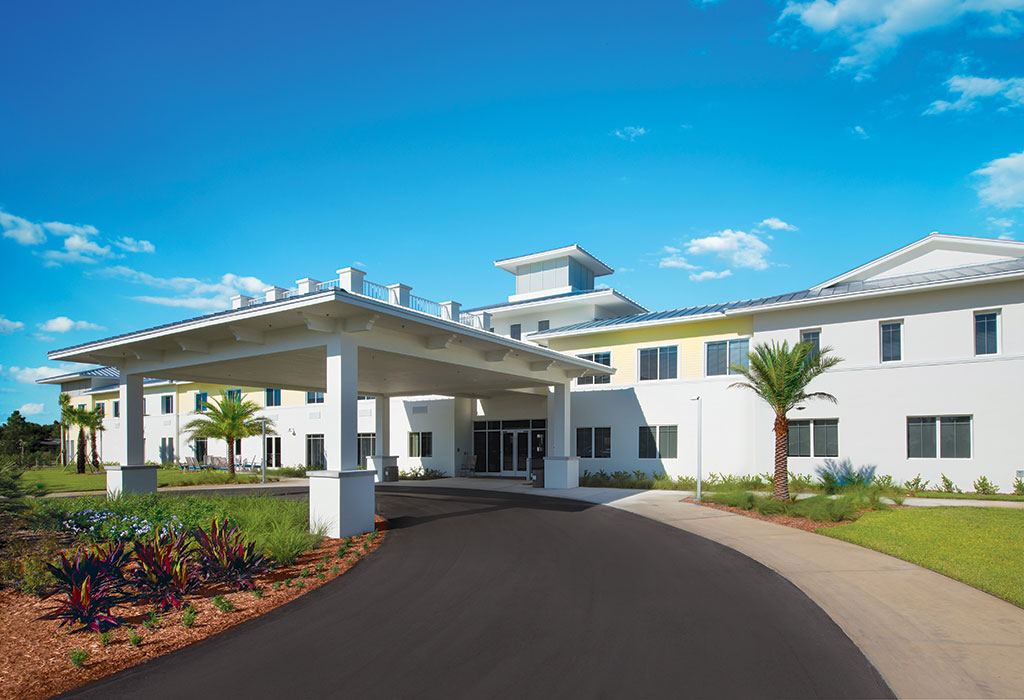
[48,289,614,376]
[537,268,1024,340]
[494,244,615,276]
[485,289,646,316]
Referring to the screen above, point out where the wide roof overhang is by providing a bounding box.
[47,289,614,398]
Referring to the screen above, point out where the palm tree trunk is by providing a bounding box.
[227,440,235,477]
[89,429,100,473]
[76,426,87,474]
[772,414,791,501]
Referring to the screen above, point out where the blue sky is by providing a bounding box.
[2,0,1022,421]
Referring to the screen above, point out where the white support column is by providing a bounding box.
[107,372,157,496]
[367,395,397,482]
[309,334,377,538]
[544,382,578,489]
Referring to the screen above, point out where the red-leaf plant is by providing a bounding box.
[42,544,129,633]
[126,529,200,611]
[194,518,271,591]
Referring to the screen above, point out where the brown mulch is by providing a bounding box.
[0,516,386,700]
[682,498,855,532]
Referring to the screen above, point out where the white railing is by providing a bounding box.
[316,279,341,291]
[409,295,442,317]
[459,312,486,329]
[362,280,388,302]
[246,297,268,307]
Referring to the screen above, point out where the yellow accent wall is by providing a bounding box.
[547,316,753,383]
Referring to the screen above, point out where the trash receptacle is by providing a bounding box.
[532,469,545,488]
[383,465,399,482]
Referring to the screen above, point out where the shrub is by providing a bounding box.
[194,518,272,591]
[142,611,163,630]
[330,565,339,574]
[127,530,200,611]
[938,474,962,494]
[251,588,263,598]
[255,521,320,566]
[398,466,447,480]
[874,474,894,490]
[181,605,197,628]
[128,628,142,647]
[816,458,876,493]
[903,474,929,494]
[706,491,756,510]
[43,546,129,633]
[788,472,817,492]
[68,648,89,668]
[1013,477,1024,496]
[972,476,999,496]
[18,555,57,597]
[98,630,113,646]
[211,594,234,613]
[272,581,282,590]
[294,580,305,588]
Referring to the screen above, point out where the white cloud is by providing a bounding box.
[686,229,773,270]
[38,316,105,333]
[18,403,45,416]
[758,217,798,231]
[42,233,115,265]
[689,269,733,281]
[42,221,99,237]
[987,216,1016,239]
[925,74,1024,113]
[0,210,45,245]
[850,125,870,139]
[0,316,24,334]
[32,333,55,342]
[780,0,1024,79]
[658,246,698,269]
[115,236,156,253]
[613,126,648,141]
[974,149,1024,208]
[99,266,269,310]
[7,365,73,384]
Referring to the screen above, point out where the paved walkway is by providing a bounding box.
[62,488,891,699]
[381,478,1024,699]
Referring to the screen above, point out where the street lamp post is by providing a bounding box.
[690,395,702,502]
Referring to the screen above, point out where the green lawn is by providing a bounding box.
[911,490,1024,502]
[821,507,1024,608]
[20,466,262,493]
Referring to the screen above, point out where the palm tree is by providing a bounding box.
[58,393,72,468]
[80,407,105,473]
[182,392,274,476]
[729,340,843,501]
[67,406,89,475]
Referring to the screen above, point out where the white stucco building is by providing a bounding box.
[43,233,1024,491]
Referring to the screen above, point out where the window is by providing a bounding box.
[907,416,971,459]
[193,438,208,463]
[706,339,750,376]
[409,432,433,458]
[263,436,281,467]
[800,329,821,357]
[577,351,611,385]
[788,419,838,457]
[975,311,998,355]
[234,438,242,457]
[226,389,242,402]
[77,404,85,411]
[575,427,611,459]
[161,395,173,414]
[159,437,175,463]
[538,320,550,332]
[510,324,521,340]
[306,391,324,404]
[638,425,677,459]
[357,433,376,468]
[113,400,120,418]
[265,388,281,407]
[638,346,677,381]
[194,392,208,412]
[880,321,902,362]
[907,417,937,458]
[305,434,325,469]
[95,403,105,418]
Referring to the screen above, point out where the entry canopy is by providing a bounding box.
[48,287,614,397]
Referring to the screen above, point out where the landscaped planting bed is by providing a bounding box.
[0,493,385,700]
[19,466,268,494]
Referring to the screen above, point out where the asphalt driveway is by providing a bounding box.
[60,487,892,699]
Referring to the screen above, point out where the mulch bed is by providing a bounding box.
[0,516,386,700]
[682,498,854,532]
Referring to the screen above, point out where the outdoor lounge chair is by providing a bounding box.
[457,454,477,478]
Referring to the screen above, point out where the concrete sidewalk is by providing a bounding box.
[47,478,309,499]
[382,478,1024,699]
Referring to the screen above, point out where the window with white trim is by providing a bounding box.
[880,321,902,362]
[510,324,522,340]
[974,311,998,356]
[306,391,324,404]
[538,320,550,332]
[907,416,971,459]
[706,339,749,376]
[638,425,677,459]
[800,329,821,357]
[577,351,611,385]
[787,419,839,457]
[226,389,242,402]
[265,388,281,407]
[161,395,173,414]
[638,346,677,381]
[576,427,611,458]
[409,431,433,458]
[194,392,208,412]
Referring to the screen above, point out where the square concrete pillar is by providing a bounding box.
[545,382,577,489]
[106,464,158,496]
[440,301,461,322]
[308,470,377,538]
[367,455,398,482]
[231,294,253,309]
[543,457,579,490]
[387,283,411,307]
[264,286,287,302]
[337,267,366,294]
[296,278,321,295]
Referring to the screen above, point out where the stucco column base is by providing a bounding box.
[543,457,579,489]
[366,456,399,483]
[308,469,377,538]
[106,464,158,497]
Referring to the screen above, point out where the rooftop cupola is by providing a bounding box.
[494,244,614,302]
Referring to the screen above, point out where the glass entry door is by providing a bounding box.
[501,430,529,473]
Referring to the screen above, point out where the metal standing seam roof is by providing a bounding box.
[462,288,648,313]
[533,256,1024,337]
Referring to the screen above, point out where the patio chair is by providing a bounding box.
[457,454,477,478]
